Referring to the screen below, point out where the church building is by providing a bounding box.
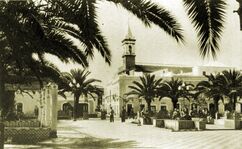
[104,27,238,117]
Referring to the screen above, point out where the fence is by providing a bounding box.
[5,127,51,144]
[3,120,40,127]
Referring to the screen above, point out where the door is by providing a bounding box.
[77,103,88,117]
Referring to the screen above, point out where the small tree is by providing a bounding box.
[126,74,162,113]
[58,69,102,121]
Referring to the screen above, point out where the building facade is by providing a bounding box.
[13,82,103,119]
[104,27,239,117]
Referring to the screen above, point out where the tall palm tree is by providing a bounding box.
[0,1,88,107]
[183,0,227,58]
[0,31,62,110]
[157,78,193,109]
[58,69,102,121]
[126,74,162,113]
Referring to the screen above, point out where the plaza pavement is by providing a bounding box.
[5,118,242,149]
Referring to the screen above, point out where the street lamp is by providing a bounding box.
[178,82,193,110]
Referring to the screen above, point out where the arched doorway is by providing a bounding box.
[77,103,88,117]
[62,103,73,114]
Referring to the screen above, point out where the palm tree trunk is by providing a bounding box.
[73,95,80,121]
[173,99,178,109]
[147,100,151,113]
[214,100,218,113]
[233,96,237,111]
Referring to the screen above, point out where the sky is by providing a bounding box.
[46,0,242,87]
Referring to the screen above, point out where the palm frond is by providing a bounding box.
[108,0,184,43]
[50,0,112,65]
[183,0,227,58]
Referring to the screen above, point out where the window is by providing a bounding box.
[160,105,167,111]
[128,45,132,52]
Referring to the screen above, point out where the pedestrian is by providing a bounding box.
[110,107,115,122]
[121,107,126,122]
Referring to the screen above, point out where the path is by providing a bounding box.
[5,118,242,148]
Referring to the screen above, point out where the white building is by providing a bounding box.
[104,27,238,117]
[12,82,103,119]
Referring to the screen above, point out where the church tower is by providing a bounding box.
[122,26,136,74]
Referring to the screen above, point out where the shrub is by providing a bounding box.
[155,109,170,119]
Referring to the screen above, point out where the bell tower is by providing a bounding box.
[122,26,136,74]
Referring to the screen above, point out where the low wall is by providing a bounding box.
[224,120,241,129]
[5,127,51,144]
[153,119,165,128]
[4,120,40,127]
[194,121,206,130]
[140,117,152,125]
[164,120,195,131]
[192,118,214,124]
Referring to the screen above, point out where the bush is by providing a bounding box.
[155,109,170,119]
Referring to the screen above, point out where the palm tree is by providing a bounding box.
[196,70,242,112]
[126,74,162,113]
[217,70,242,110]
[0,1,88,108]
[157,78,193,109]
[58,69,102,121]
[195,73,224,116]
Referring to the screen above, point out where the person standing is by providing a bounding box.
[110,107,115,122]
[121,107,126,122]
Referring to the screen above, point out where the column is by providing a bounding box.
[50,83,58,138]
[44,85,51,127]
[42,88,46,126]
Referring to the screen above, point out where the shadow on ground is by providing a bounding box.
[34,137,137,149]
